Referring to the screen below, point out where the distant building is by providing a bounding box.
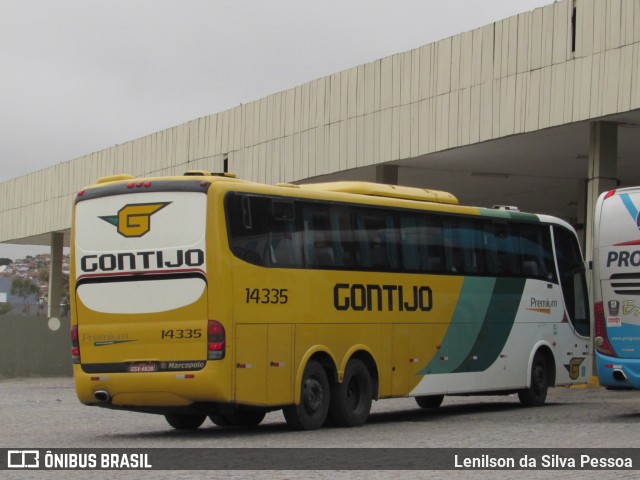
[0,277,14,305]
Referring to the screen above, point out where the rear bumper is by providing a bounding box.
[596,352,640,389]
[73,362,232,410]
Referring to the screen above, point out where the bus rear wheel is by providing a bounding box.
[164,413,206,430]
[283,360,330,430]
[329,359,373,427]
[518,351,549,407]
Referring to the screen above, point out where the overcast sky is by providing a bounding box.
[0,0,552,259]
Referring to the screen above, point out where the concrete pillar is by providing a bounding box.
[576,180,587,251]
[375,165,398,185]
[584,122,618,263]
[584,122,618,377]
[48,232,64,318]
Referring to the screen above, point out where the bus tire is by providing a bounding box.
[518,351,549,407]
[209,414,233,427]
[415,394,444,409]
[329,359,373,427]
[283,360,330,430]
[209,410,266,428]
[164,413,206,430]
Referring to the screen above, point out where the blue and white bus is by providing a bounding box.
[593,187,640,389]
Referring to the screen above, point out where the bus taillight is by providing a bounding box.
[594,302,617,357]
[207,320,225,360]
[71,325,81,364]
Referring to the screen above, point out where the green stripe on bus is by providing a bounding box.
[453,277,526,373]
[478,208,540,222]
[419,277,495,375]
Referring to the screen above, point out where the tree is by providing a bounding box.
[0,258,12,266]
[38,268,49,284]
[10,278,39,314]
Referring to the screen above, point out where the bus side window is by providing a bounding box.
[385,215,400,270]
[494,223,522,276]
[443,220,458,272]
[399,213,446,273]
[464,219,488,274]
[400,215,420,271]
[353,208,398,271]
[481,221,499,275]
[226,194,270,266]
[329,206,354,268]
[424,216,445,273]
[302,204,329,268]
[267,200,301,267]
[519,224,557,282]
[444,218,484,274]
[301,203,352,269]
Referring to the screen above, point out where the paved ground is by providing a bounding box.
[1,377,638,479]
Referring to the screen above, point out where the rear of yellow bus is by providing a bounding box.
[71,174,233,428]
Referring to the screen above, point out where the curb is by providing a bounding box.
[569,376,600,389]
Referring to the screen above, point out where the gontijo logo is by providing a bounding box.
[99,202,170,238]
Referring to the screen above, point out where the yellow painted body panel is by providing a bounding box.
[73,363,232,406]
[74,295,208,364]
[231,264,462,401]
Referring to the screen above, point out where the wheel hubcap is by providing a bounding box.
[533,363,546,393]
[346,376,361,410]
[302,377,324,413]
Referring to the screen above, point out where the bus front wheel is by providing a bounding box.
[283,360,330,430]
[164,413,206,430]
[518,351,549,407]
[329,359,373,427]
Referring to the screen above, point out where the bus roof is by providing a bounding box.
[86,171,570,226]
[91,173,458,205]
[288,181,459,205]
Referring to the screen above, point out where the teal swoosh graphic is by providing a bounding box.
[98,215,119,227]
[419,277,525,375]
[418,277,495,375]
[94,339,137,347]
[453,277,525,373]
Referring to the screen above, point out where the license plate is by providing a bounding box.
[128,362,156,373]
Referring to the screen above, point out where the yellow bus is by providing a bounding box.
[71,171,590,430]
